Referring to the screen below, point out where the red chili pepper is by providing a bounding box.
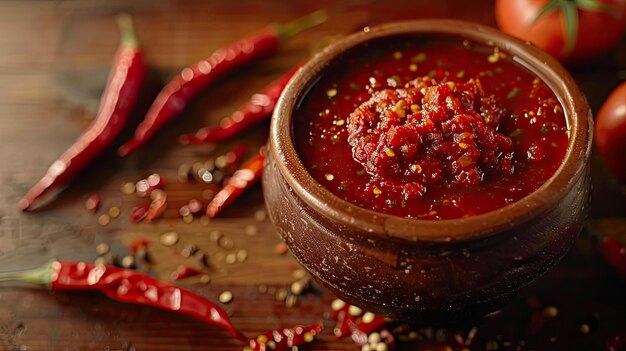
[19,14,145,211]
[331,303,362,339]
[206,154,265,218]
[246,324,322,351]
[0,261,247,342]
[180,64,302,145]
[170,265,203,281]
[129,204,150,223]
[145,190,167,222]
[599,235,626,281]
[118,11,326,157]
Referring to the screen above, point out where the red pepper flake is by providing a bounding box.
[246,324,322,351]
[145,190,167,222]
[170,265,203,281]
[85,194,101,213]
[129,239,150,254]
[129,204,149,223]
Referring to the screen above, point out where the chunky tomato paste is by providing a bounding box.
[294,35,568,219]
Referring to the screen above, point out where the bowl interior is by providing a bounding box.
[270,19,592,243]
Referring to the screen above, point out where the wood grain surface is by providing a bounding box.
[0,1,625,350]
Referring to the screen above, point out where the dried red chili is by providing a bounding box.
[246,324,322,351]
[118,12,326,156]
[129,204,150,223]
[180,64,301,145]
[0,261,247,342]
[19,14,146,211]
[206,154,265,218]
[145,190,167,222]
[170,265,203,281]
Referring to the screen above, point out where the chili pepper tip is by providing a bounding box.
[117,13,139,49]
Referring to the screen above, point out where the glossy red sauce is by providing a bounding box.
[294,35,568,219]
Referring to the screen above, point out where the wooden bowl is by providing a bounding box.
[263,20,592,322]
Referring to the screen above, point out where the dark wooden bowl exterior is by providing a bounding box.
[263,20,593,322]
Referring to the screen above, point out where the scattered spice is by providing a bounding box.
[274,243,289,255]
[254,209,267,222]
[244,225,258,236]
[218,236,235,250]
[98,214,111,226]
[121,182,136,195]
[219,291,234,304]
[160,231,179,247]
[85,194,101,213]
[120,255,135,269]
[108,206,121,219]
[96,243,110,256]
[129,205,149,223]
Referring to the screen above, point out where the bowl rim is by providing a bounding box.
[269,19,592,243]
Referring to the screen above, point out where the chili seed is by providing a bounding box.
[147,173,164,189]
[303,332,314,343]
[181,244,198,257]
[160,231,179,247]
[188,199,203,214]
[96,243,110,256]
[200,275,211,284]
[218,236,234,250]
[179,205,191,217]
[376,343,388,351]
[218,291,233,304]
[373,188,382,195]
[266,340,276,349]
[108,206,121,219]
[225,253,237,264]
[94,256,108,265]
[183,214,194,224]
[331,299,345,311]
[348,305,363,316]
[290,280,307,295]
[254,209,267,222]
[362,312,375,324]
[285,294,297,307]
[369,332,381,344]
[409,63,418,72]
[236,250,248,262]
[362,345,374,351]
[326,88,337,98]
[244,225,258,236]
[135,179,150,197]
[275,288,288,301]
[393,51,402,59]
[258,284,268,294]
[121,182,136,194]
[85,194,101,213]
[209,230,222,242]
[325,173,334,181]
[580,324,590,334]
[199,216,211,226]
[215,155,228,169]
[98,214,111,226]
[121,255,135,269]
[150,189,166,201]
[292,269,306,279]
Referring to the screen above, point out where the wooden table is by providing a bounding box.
[1,1,625,350]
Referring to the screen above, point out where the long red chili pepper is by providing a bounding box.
[179,64,302,145]
[206,154,265,218]
[19,14,146,211]
[118,11,326,157]
[0,260,247,342]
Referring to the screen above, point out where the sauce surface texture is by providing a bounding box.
[294,35,568,219]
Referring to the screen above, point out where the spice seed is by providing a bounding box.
[108,206,121,219]
[258,284,268,294]
[160,231,179,247]
[292,269,307,279]
[331,299,346,311]
[274,243,288,255]
[362,312,375,324]
[376,343,388,351]
[98,214,111,226]
[179,205,191,217]
[121,255,135,269]
[200,275,211,284]
[188,199,203,213]
[580,324,590,334]
[290,280,306,295]
[244,225,258,236]
[326,88,338,98]
[218,236,235,250]
[348,305,363,316]
[368,332,381,344]
[544,306,558,318]
[225,253,237,264]
[209,230,222,242]
[236,250,248,262]
[218,291,233,304]
[254,209,267,222]
[285,294,297,307]
[121,182,136,194]
[303,332,314,343]
[199,216,211,226]
[181,244,198,257]
[183,214,194,224]
[275,288,288,301]
[177,163,191,183]
[95,243,110,256]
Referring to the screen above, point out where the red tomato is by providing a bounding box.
[595,81,626,182]
[495,0,626,63]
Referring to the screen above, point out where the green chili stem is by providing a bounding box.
[0,260,54,287]
[117,13,139,49]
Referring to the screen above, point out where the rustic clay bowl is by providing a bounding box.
[263,20,592,322]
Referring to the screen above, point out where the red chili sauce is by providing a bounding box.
[293,35,568,219]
